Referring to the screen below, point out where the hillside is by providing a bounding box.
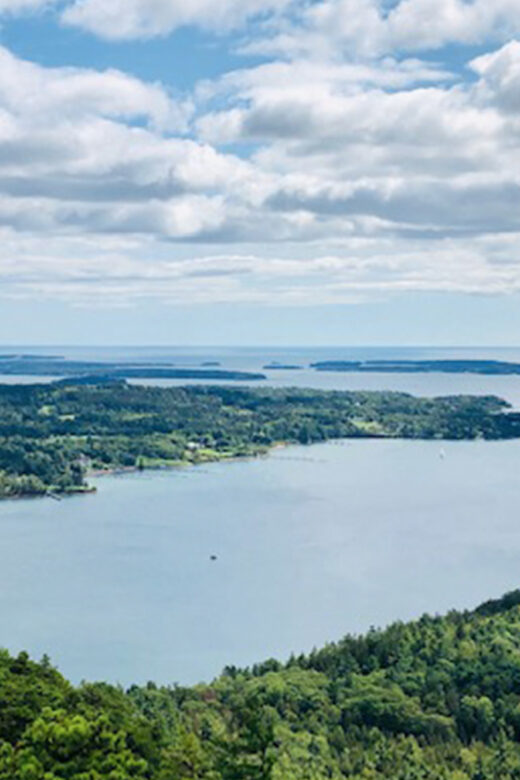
[2,592,520,778]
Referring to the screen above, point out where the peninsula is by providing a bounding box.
[0,381,518,498]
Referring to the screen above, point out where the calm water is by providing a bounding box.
[1,438,520,686]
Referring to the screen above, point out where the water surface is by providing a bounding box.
[1,438,520,686]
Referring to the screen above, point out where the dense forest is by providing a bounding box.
[3,591,520,778]
[0,382,519,497]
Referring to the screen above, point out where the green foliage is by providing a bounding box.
[4,594,520,777]
[0,383,517,497]
[0,708,149,779]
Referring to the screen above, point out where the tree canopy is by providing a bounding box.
[3,592,520,777]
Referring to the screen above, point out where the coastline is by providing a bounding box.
[0,441,291,502]
[85,443,280,481]
[1,381,517,502]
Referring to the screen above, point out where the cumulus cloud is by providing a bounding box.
[0,46,192,133]
[3,0,520,55]
[245,0,520,60]
[61,0,293,40]
[0,46,271,244]
[2,1,520,306]
[471,40,520,113]
[54,0,520,54]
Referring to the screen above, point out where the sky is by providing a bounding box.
[1,0,520,345]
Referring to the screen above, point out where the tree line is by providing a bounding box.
[3,592,520,777]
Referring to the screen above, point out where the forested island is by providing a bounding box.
[0,382,519,498]
[3,590,520,778]
[311,359,520,374]
[263,363,303,370]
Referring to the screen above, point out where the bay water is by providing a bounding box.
[1,437,519,686]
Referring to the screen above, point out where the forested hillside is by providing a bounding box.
[3,591,520,778]
[1,382,519,497]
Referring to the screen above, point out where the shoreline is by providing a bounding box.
[0,440,301,503]
[0,445,279,502]
[3,434,514,503]
[86,444,280,482]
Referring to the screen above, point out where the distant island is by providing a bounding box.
[0,356,264,382]
[2,589,520,778]
[311,359,520,374]
[0,382,519,498]
[0,353,63,361]
[263,362,303,370]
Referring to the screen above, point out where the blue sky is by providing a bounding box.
[1,0,520,345]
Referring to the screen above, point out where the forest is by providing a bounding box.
[3,590,520,778]
[1,381,519,497]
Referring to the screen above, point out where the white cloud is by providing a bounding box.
[245,0,520,60]
[0,46,269,242]
[61,0,293,40]
[2,0,520,57]
[1,11,520,307]
[471,40,520,113]
[384,0,520,52]
[196,57,454,130]
[3,229,520,305]
[0,46,191,133]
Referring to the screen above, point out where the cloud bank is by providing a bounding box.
[0,1,520,305]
